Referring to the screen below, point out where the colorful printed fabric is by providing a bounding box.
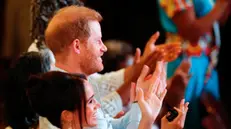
[158,0,220,129]
[159,0,193,18]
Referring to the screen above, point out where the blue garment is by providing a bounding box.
[158,0,220,129]
[167,54,219,129]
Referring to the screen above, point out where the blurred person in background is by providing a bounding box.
[102,40,134,73]
[3,51,51,129]
[157,0,231,128]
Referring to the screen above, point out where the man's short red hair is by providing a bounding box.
[45,6,102,54]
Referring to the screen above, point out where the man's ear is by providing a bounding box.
[61,110,74,122]
[72,39,81,54]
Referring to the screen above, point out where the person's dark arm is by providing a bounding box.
[173,0,228,43]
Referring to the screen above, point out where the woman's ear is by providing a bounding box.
[61,110,74,122]
[72,39,81,54]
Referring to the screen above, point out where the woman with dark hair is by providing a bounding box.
[27,72,96,129]
[3,51,51,129]
[27,68,189,129]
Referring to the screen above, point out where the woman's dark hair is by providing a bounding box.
[27,71,87,128]
[3,52,51,128]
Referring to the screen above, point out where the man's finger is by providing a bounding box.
[137,87,144,101]
[147,32,160,46]
[114,110,125,118]
[161,115,168,123]
[157,42,181,50]
[160,63,167,92]
[160,89,167,102]
[147,78,160,96]
[155,80,162,95]
[179,99,185,111]
[184,102,189,113]
[134,48,141,64]
[138,65,150,81]
[145,51,164,74]
[130,82,136,102]
[144,74,153,80]
[164,55,179,62]
[151,61,163,83]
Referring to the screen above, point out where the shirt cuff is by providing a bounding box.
[129,103,142,121]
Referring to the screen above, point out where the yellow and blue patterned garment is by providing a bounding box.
[158,0,219,129]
